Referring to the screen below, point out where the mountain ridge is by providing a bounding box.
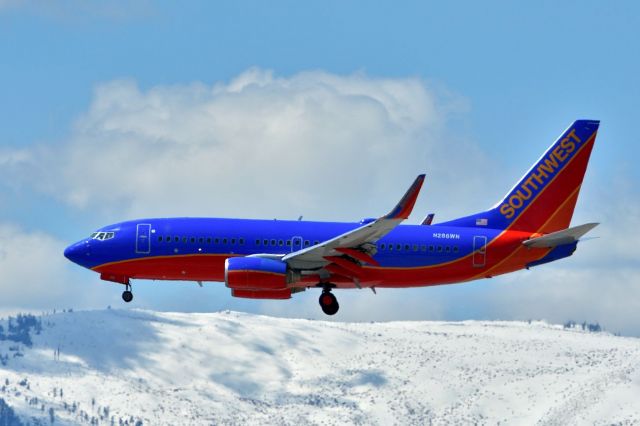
[0,309,638,425]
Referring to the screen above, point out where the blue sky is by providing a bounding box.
[1,1,639,334]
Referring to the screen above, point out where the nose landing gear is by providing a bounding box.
[319,289,339,316]
[122,283,133,303]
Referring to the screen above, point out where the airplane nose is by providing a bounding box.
[64,241,91,265]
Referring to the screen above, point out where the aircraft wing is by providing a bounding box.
[523,222,599,248]
[282,175,425,270]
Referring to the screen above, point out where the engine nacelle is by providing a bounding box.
[231,288,292,300]
[225,257,289,290]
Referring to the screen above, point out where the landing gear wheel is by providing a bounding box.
[122,284,133,303]
[319,291,339,316]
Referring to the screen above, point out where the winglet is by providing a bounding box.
[383,174,425,220]
[421,213,435,225]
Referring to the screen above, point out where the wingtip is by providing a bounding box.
[384,174,426,220]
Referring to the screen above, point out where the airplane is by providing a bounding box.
[64,119,600,315]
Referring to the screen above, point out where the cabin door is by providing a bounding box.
[136,223,151,254]
[472,235,487,267]
[291,236,303,253]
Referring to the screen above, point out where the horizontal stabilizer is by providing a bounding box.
[523,223,599,248]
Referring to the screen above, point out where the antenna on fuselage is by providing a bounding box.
[298,215,303,221]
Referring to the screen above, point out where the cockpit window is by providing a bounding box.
[91,231,116,241]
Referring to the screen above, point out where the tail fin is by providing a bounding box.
[440,120,599,233]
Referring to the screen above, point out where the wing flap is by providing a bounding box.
[335,247,380,266]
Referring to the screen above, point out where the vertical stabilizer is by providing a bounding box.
[439,120,599,233]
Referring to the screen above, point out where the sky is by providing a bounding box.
[0,1,639,335]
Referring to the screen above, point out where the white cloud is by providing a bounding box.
[0,69,489,317]
[476,180,640,336]
[2,68,637,335]
[483,265,640,336]
[0,223,113,310]
[34,68,484,222]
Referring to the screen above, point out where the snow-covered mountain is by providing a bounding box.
[0,309,638,425]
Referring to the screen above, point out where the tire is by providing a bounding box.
[319,292,339,315]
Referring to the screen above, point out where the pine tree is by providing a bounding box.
[0,398,24,425]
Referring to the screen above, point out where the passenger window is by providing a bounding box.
[453,246,459,253]
[429,245,434,252]
[207,237,212,244]
[389,244,393,251]
[271,239,276,246]
[421,245,427,252]
[158,236,163,242]
[239,238,244,245]
[396,244,402,251]
[263,239,269,246]
[256,239,261,245]
[380,243,386,250]
[199,237,204,243]
[405,244,410,251]
[445,246,451,253]
[304,240,310,246]
[174,236,179,242]
[231,238,236,244]
[286,240,291,246]
[215,238,220,244]
[278,240,283,246]
[190,237,195,243]
[314,240,319,245]
[223,238,228,244]
[437,246,443,253]
[413,244,418,252]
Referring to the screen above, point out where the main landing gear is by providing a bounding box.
[319,288,339,316]
[122,283,133,303]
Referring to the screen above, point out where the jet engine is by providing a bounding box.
[225,257,290,290]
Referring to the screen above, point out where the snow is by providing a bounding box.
[0,309,639,425]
